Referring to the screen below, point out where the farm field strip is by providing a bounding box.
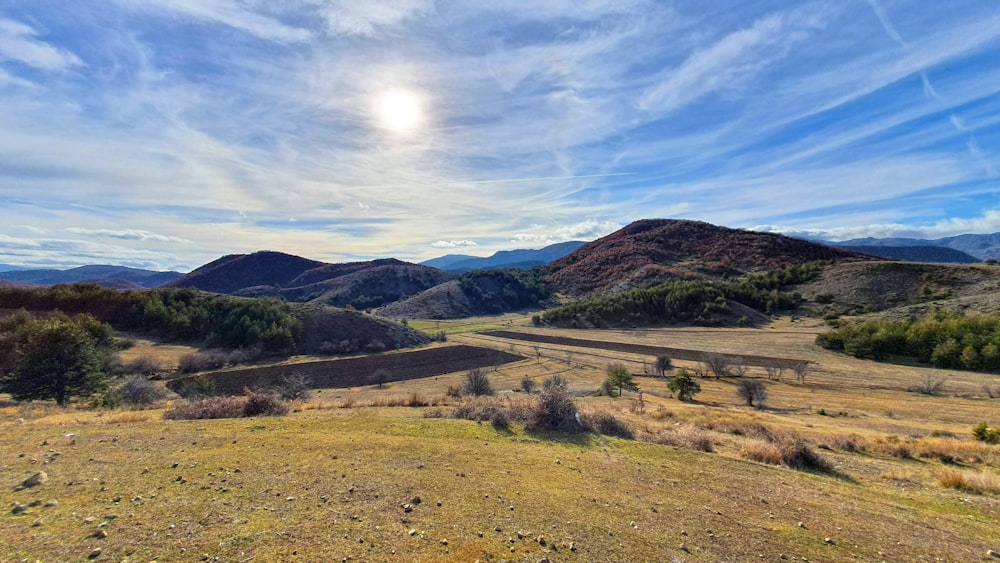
[168,345,525,394]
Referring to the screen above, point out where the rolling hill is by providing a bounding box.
[0,265,184,288]
[169,251,451,310]
[546,219,874,296]
[420,241,586,272]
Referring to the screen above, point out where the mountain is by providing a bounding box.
[836,232,1000,261]
[419,254,479,270]
[167,251,325,294]
[0,265,184,288]
[546,219,875,296]
[169,251,451,310]
[835,245,979,264]
[0,264,23,273]
[420,241,586,272]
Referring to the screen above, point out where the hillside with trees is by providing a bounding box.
[380,269,552,319]
[545,219,874,296]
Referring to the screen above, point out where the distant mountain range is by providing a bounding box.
[420,241,586,272]
[834,245,979,264]
[832,233,1000,261]
[0,265,184,289]
[0,264,24,273]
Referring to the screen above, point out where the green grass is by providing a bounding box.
[409,320,508,335]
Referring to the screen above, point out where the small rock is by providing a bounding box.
[22,471,48,488]
[44,500,58,507]
[408,528,416,536]
[436,501,442,507]
[797,522,805,528]
[494,526,502,532]
[88,547,102,559]
[11,503,28,515]
[92,529,108,539]
[411,496,421,504]
[439,539,448,546]
[679,543,688,552]
[536,535,546,545]
[569,542,576,552]
[824,538,834,545]
[988,550,999,559]
[285,497,294,502]
[32,518,42,527]
[516,531,524,539]
[402,504,413,513]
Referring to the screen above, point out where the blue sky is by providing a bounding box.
[0,1,998,271]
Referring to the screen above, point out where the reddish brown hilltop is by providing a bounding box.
[546,219,876,296]
[166,251,325,294]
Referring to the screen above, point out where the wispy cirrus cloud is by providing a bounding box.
[0,1,998,269]
[0,18,81,71]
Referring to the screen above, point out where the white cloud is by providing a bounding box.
[431,240,478,248]
[302,0,433,36]
[513,219,621,245]
[756,209,1000,241]
[65,228,190,244]
[0,18,82,71]
[121,0,311,43]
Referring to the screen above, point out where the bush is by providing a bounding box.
[242,389,289,416]
[972,422,1000,444]
[274,371,312,401]
[584,410,633,438]
[736,379,768,408]
[667,368,701,401]
[122,355,164,376]
[175,377,217,399]
[461,368,494,396]
[939,469,1000,494]
[114,375,168,406]
[543,374,568,392]
[452,397,510,429]
[163,396,246,420]
[520,376,537,394]
[741,436,831,472]
[178,352,227,374]
[597,379,615,397]
[654,355,673,376]
[526,387,584,433]
[703,353,732,378]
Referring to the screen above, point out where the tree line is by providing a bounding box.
[0,284,301,354]
[816,310,1000,371]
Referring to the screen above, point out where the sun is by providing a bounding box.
[374,89,424,132]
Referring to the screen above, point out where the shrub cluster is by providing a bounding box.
[164,389,289,420]
[457,269,551,313]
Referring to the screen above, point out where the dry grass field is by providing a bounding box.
[3,317,1000,561]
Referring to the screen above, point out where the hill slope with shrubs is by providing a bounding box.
[545,219,874,296]
[169,252,450,310]
[379,269,551,319]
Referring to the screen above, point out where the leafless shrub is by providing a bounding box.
[765,365,783,380]
[526,387,584,433]
[641,425,713,452]
[793,361,810,383]
[703,353,732,378]
[736,379,768,408]
[520,376,537,394]
[462,368,494,396]
[164,396,246,420]
[242,389,290,417]
[584,410,633,439]
[910,373,947,395]
[654,355,673,377]
[123,355,164,376]
[275,371,312,401]
[543,374,568,392]
[453,397,510,429]
[174,377,217,399]
[114,375,168,406]
[371,369,391,390]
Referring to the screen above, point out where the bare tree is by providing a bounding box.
[736,379,768,409]
[731,362,749,378]
[462,368,494,396]
[793,361,810,383]
[655,355,673,377]
[703,353,732,379]
[765,365,783,381]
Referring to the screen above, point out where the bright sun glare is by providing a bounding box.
[374,89,423,132]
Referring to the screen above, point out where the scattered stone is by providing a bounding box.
[88,548,102,559]
[31,518,42,527]
[22,471,48,488]
[569,542,576,552]
[11,504,28,515]
[517,531,525,539]
[408,529,417,536]
[988,550,999,559]
[44,500,58,507]
[494,526,502,532]
[679,543,688,552]
[536,535,547,546]
[285,497,295,502]
[797,522,805,528]
[436,501,442,507]
[92,529,108,539]
[28,500,42,507]
[411,496,421,504]
[439,539,448,546]
[402,503,413,512]
[824,538,834,545]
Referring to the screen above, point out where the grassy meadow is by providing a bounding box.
[2,317,1000,561]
